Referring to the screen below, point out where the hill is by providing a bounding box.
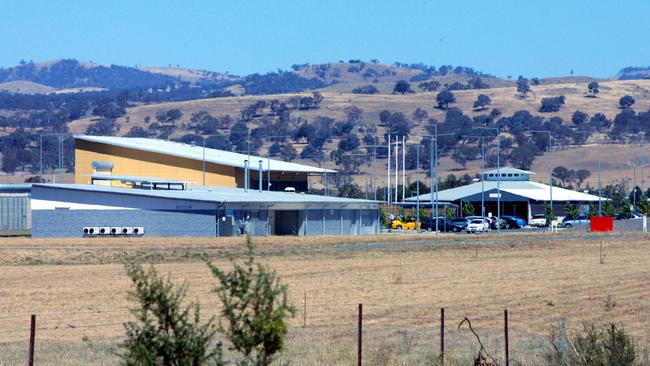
[64,78,650,190]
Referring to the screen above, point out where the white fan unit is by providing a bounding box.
[110,227,122,235]
[99,227,111,235]
[122,227,134,235]
[133,227,145,235]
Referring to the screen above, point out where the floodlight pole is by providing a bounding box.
[474,126,500,234]
[633,162,637,209]
[202,138,206,185]
[394,135,399,203]
[402,135,406,201]
[416,144,420,224]
[39,134,43,179]
[387,133,391,205]
[529,131,553,216]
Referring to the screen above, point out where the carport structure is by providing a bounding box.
[406,168,604,222]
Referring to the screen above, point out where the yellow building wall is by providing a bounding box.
[74,140,238,187]
[74,140,310,188]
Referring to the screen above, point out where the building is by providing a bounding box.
[31,182,379,237]
[405,167,604,221]
[74,135,331,192]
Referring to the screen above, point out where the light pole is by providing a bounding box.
[577,130,602,215]
[464,135,488,217]
[474,127,501,234]
[529,131,554,216]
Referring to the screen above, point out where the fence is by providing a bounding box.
[2,302,649,365]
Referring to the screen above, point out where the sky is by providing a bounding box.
[1,0,649,78]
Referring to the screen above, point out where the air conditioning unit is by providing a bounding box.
[133,227,145,235]
[122,227,134,235]
[110,227,122,235]
[99,227,111,235]
[83,227,91,235]
[88,227,100,235]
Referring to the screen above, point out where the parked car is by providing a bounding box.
[561,216,589,228]
[501,215,526,229]
[529,214,549,227]
[421,217,458,232]
[448,217,471,232]
[390,219,417,230]
[467,216,505,230]
[466,218,490,233]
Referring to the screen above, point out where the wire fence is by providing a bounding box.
[1,302,649,365]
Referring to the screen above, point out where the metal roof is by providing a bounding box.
[89,175,192,185]
[75,135,335,174]
[405,180,605,202]
[32,183,377,205]
[483,167,535,175]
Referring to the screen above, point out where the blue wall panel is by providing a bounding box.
[32,209,216,237]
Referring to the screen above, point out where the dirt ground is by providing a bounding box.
[1,233,649,365]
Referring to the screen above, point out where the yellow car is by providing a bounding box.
[390,219,417,230]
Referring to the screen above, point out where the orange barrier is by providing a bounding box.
[590,216,613,232]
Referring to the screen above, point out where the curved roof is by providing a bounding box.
[75,135,335,174]
[405,180,605,202]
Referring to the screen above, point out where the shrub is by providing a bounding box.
[546,322,638,366]
[120,262,223,365]
[206,236,295,366]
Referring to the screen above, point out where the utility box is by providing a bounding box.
[590,216,613,232]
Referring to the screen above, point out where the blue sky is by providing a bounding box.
[1,0,648,78]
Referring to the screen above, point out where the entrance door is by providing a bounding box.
[274,210,300,235]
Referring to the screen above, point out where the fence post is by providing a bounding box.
[357,303,363,366]
[440,307,445,365]
[559,317,566,364]
[28,314,36,366]
[303,290,307,327]
[504,309,509,366]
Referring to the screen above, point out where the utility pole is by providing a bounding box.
[394,135,399,203]
[402,135,406,201]
[530,131,554,216]
[474,127,501,233]
[202,138,206,185]
[387,133,391,204]
[416,143,420,224]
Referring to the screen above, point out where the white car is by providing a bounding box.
[529,214,548,227]
[466,219,490,233]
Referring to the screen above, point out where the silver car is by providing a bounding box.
[466,219,490,233]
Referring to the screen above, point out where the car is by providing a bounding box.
[466,216,505,230]
[421,217,458,232]
[390,219,417,230]
[501,215,525,229]
[448,217,471,232]
[466,218,490,233]
[561,216,589,228]
[529,214,548,227]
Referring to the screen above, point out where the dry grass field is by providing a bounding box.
[1,232,649,365]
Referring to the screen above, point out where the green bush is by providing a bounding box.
[546,321,637,366]
[206,235,295,366]
[120,262,223,366]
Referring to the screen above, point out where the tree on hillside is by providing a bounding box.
[412,107,428,122]
[435,90,455,110]
[516,76,530,98]
[392,80,414,95]
[619,95,635,109]
[552,166,572,187]
[473,94,491,111]
[571,110,588,126]
[279,143,297,161]
[351,85,379,94]
[379,110,391,126]
[587,81,599,97]
[539,96,566,112]
[509,143,536,169]
[418,80,441,92]
[575,169,591,189]
[156,109,182,125]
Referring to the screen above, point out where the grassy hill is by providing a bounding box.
[66,78,650,188]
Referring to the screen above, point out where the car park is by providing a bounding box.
[466,218,490,233]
